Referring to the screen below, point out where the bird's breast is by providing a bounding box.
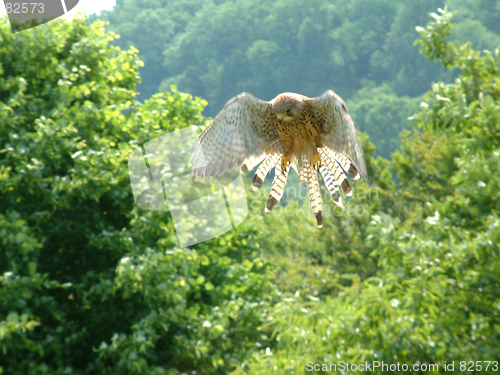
[275,116,322,158]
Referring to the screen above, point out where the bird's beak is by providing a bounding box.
[277,114,284,124]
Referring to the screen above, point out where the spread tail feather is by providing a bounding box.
[252,153,280,189]
[319,148,352,197]
[319,165,343,208]
[332,150,362,181]
[301,155,323,228]
[265,157,289,212]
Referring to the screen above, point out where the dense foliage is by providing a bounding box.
[244,8,500,373]
[1,3,500,375]
[96,0,500,159]
[0,16,273,374]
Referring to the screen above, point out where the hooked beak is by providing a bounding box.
[277,114,284,124]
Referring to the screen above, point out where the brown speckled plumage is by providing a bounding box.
[191,90,367,228]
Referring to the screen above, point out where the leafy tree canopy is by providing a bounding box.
[244,8,500,373]
[0,15,272,374]
[1,4,500,375]
[97,0,500,159]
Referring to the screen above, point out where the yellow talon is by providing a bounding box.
[280,155,290,173]
[313,151,322,170]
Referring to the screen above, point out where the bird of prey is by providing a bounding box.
[190,91,367,228]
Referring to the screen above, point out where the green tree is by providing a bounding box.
[0,15,273,374]
[446,0,500,35]
[90,0,207,102]
[3,5,500,374]
[97,0,500,158]
[242,8,500,374]
[348,84,421,159]
[0,14,144,373]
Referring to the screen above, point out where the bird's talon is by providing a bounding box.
[280,156,290,173]
[313,153,322,170]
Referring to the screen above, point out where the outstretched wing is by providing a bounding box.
[308,90,368,180]
[191,93,281,177]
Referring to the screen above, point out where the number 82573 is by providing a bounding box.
[460,361,498,372]
[5,3,45,14]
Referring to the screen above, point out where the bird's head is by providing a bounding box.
[271,92,306,124]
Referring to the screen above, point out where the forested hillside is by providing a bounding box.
[1,2,500,375]
[95,0,500,158]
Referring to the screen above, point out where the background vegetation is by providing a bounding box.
[1,0,500,374]
[94,0,500,159]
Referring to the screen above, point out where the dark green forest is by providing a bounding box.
[1,0,500,374]
[94,0,500,159]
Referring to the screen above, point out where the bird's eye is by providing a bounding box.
[286,109,291,114]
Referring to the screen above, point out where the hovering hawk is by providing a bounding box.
[190,91,367,228]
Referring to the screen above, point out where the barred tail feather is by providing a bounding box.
[252,152,280,189]
[319,165,343,208]
[302,156,323,228]
[319,148,352,197]
[241,138,283,173]
[332,151,361,181]
[265,158,289,212]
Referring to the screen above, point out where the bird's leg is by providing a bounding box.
[280,154,291,173]
[313,148,322,170]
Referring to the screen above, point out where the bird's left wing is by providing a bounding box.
[191,93,281,177]
[309,90,368,180]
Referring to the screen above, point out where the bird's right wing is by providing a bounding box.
[191,93,281,177]
[309,90,368,181]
